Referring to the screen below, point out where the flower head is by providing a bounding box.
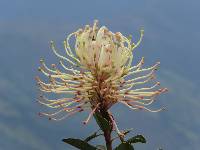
[36,20,167,123]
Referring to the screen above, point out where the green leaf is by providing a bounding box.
[84,130,101,142]
[93,112,111,132]
[127,135,146,144]
[114,142,134,150]
[62,138,97,150]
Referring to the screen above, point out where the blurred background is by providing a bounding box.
[0,0,200,149]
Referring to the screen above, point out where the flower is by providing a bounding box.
[36,20,167,124]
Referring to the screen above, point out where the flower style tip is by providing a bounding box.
[36,20,167,123]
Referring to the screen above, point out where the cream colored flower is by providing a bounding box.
[36,20,167,124]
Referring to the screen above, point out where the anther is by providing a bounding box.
[38,112,43,117]
[77,91,81,95]
[40,58,44,63]
[157,82,160,86]
[51,64,56,68]
[38,67,42,71]
[139,96,144,99]
[140,29,144,35]
[35,76,40,81]
[141,57,145,65]
[162,88,168,92]
[85,25,90,31]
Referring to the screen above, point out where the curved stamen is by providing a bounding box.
[63,40,80,64]
[50,41,77,66]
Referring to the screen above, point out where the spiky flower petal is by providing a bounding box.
[36,20,167,123]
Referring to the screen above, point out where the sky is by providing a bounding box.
[0,0,200,149]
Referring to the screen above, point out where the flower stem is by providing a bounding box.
[104,128,112,150]
[99,110,113,150]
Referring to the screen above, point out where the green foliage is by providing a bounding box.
[63,113,146,150]
[127,135,146,144]
[114,134,146,150]
[84,130,102,142]
[114,142,134,150]
[94,112,111,132]
[62,138,97,150]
